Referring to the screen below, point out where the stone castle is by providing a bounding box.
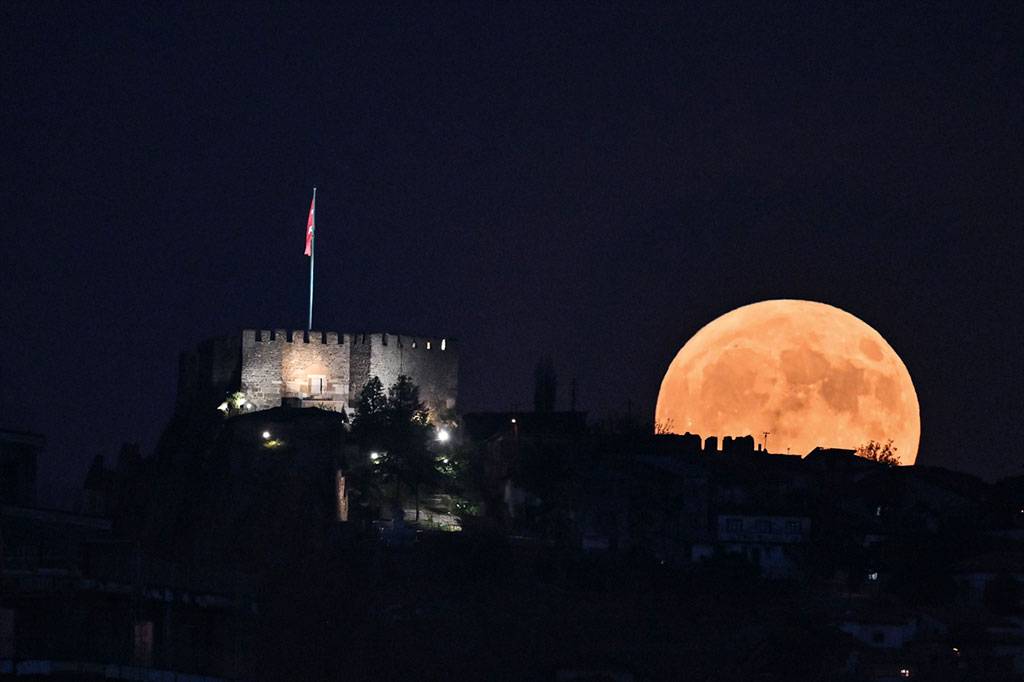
[176,329,458,419]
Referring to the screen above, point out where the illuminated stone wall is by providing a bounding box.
[236,329,457,417]
[240,330,285,410]
[348,333,458,417]
[241,330,348,412]
[279,330,351,407]
[366,333,458,417]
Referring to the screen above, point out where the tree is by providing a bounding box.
[355,375,439,522]
[856,439,900,466]
[217,391,249,417]
[533,356,557,413]
[352,377,388,446]
[386,375,437,521]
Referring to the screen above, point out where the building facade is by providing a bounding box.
[177,329,458,419]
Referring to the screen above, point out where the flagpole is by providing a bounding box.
[308,186,316,330]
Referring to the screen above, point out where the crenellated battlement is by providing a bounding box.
[243,329,348,345]
[369,333,454,352]
[241,329,455,350]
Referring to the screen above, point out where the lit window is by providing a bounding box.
[426,341,432,350]
[441,338,446,351]
[868,572,879,581]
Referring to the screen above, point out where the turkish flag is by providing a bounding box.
[304,194,316,256]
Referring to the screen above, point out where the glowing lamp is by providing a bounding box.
[262,431,271,440]
[436,428,451,443]
[370,451,380,462]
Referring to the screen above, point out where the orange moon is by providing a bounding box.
[655,300,920,464]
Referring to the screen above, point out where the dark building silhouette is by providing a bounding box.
[0,429,42,506]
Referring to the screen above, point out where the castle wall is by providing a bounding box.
[241,330,285,410]
[280,330,350,407]
[176,335,241,416]
[366,333,458,417]
[348,334,372,408]
[221,329,457,417]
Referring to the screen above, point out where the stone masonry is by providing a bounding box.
[239,329,457,417]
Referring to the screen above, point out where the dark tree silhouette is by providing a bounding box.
[354,375,438,521]
[533,356,557,413]
[856,439,900,466]
[352,376,387,446]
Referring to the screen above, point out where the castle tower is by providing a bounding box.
[178,329,458,420]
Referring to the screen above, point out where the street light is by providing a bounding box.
[436,428,451,443]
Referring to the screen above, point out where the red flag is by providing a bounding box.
[303,193,316,256]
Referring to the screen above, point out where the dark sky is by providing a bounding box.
[2,3,1021,498]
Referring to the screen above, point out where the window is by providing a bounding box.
[426,340,432,350]
[441,338,446,351]
[309,376,326,396]
[725,518,742,532]
[786,520,800,533]
[754,519,770,533]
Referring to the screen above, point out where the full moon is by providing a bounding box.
[655,300,920,464]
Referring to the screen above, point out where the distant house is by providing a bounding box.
[701,513,811,578]
[838,605,947,650]
[953,551,1024,608]
[839,612,919,649]
[803,446,876,474]
[982,616,1024,677]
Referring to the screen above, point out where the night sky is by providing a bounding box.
[2,3,1021,500]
